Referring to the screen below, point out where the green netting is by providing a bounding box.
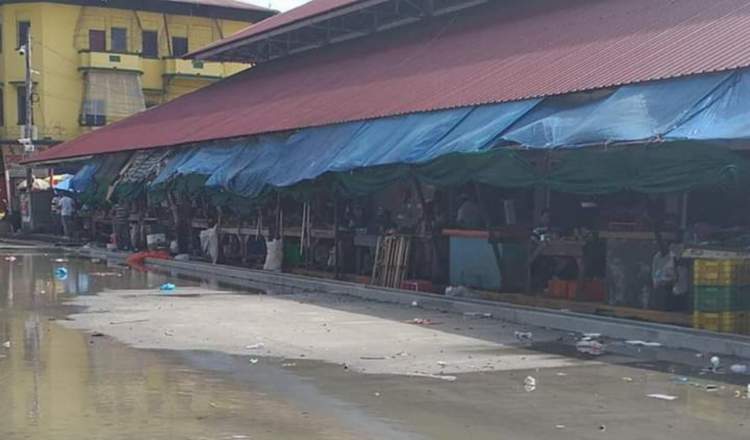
[546,143,750,194]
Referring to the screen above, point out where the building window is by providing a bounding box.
[17,86,27,125]
[142,31,158,58]
[17,21,30,48]
[111,27,127,53]
[171,37,188,57]
[82,100,107,126]
[89,29,106,52]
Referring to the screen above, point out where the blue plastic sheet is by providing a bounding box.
[502,71,734,148]
[159,68,750,199]
[203,100,539,198]
[69,161,101,193]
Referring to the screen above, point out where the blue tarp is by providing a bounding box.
[154,68,750,199]
[68,162,100,193]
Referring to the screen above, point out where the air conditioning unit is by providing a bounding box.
[18,125,39,140]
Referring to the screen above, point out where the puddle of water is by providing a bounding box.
[0,250,366,440]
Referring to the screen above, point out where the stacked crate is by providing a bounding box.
[692,259,750,334]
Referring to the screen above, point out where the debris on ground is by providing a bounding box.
[524,376,537,392]
[411,301,419,307]
[160,283,176,292]
[408,318,439,325]
[245,343,265,350]
[625,340,662,347]
[648,393,678,401]
[91,332,105,337]
[555,425,566,429]
[730,364,748,374]
[53,258,68,263]
[514,331,533,344]
[710,356,721,372]
[437,361,447,367]
[249,358,259,365]
[89,272,123,277]
[622,377,634,382]
[374,392,381,397]
[410,373,458,381]
[575,339,605,356]
[281,362,297,368]
[463,312,493,318]
[54,267,69,281]
[2,341,10,349]
[705,384,719,392]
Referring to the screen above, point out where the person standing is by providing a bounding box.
[59,194,76,239]
[113,202,132,251]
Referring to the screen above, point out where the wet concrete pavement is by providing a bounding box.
[1,243,750,439]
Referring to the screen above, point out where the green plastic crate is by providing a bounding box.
[693,286,742,312]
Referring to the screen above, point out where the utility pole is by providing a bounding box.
[22,31,36,231]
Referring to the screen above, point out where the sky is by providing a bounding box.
[242,0,311,11]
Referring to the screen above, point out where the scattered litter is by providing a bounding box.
[91,332,105,337]
[705,384,719,392]
[671,376,690,384]
[53,258,68,263]
[410,373,458,381]
[245,343,265,350]
[249,358,259,365]
[556,372,568,377]
[555,425,566,429]
[109,319,150,325]
[374,392,381,397]
[622,377,634,382]
[54,267,69,281]
[281,362,297,368]
[514,331,534,343]
[437,361,447,367]
[696,353,704,358]
[160,283,176,292]
[648,394,678,401]
[524,376,537,392]
[463,312,493,318]
[710,356,721,372]
[408,318,439,325]
[89,272,123,277]
[2,341,10,349]
[599,425,607,432]
[576,339,605,356]
[625,340,662,347]
[3,256,17,262]
[164,330,174,336]
[360,356,387,360]
[730,364,748,374]
[411,301,419,307]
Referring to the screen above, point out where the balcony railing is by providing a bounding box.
[79,51,143,73]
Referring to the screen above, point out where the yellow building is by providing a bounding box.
[0,0,274,212]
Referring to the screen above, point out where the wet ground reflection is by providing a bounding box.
[0,249,360,440]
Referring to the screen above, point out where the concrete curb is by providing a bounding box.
[78,247,750,358]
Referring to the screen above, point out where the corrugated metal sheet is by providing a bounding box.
[195,0,362,55]
[31,0,750,163]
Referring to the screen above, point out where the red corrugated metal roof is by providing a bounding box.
[30,0,750,163]
[193,0,363,55]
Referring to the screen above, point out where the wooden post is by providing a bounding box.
[473,182,505,292]
[333,196,341,279]
[411,173,439,283]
